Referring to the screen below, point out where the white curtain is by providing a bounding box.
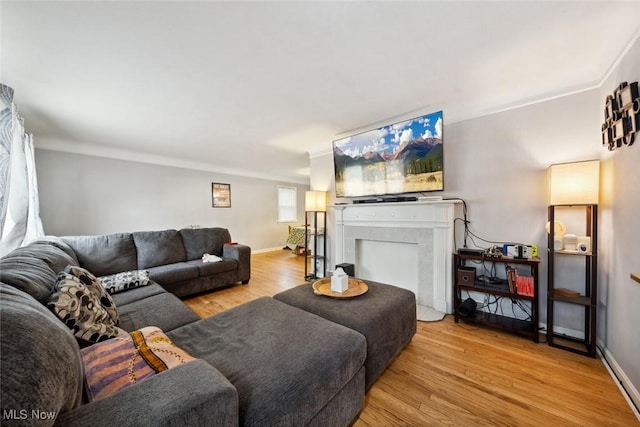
[0,84,44,256]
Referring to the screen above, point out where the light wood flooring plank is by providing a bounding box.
[183,250,639,426]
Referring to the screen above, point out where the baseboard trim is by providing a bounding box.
[252,246,287,254]
[597,345,640,421]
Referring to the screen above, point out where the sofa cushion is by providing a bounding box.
[0,237,79,304]
[0,256,58,304]
[186,259,237,276]
[53,360,239,427]
[116,293,201,332]
[133,229,187,269]
[111,283,166,306]
[65,265,119,325]
[1,284,84,420]
[179,227,231,260]
[167,297,366,426]
[48,272,127,344]
[10,237,79,272]
[100,270,150,295]
[146,262,199,285]
[81,326,197,402]
[63,233,137,277]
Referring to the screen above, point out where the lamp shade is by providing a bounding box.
[305,190,327,212]
[548,160,600,205]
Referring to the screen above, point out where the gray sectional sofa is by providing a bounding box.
[0,232,368,426]
[61,227,251,298]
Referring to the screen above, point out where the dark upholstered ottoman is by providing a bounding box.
[168,297,366,426]
[274,280,416,390]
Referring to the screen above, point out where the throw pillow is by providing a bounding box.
[48,272,127,344]
[81,326,196,402]
[99,270,150,295]
[65,265,119,325]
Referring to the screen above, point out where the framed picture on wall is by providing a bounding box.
[212,183,231,208]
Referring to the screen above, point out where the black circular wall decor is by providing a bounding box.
[602,81,640,151]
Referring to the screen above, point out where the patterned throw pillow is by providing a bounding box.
[48,272,127,344]
[99,270,150,295]
[65,265,119,325]
[81,326,196,401]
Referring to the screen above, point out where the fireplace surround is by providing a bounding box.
[333,200,461,314]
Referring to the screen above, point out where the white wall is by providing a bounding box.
[309,153,336,270]
[598,36,640,409]
[313,88,601,320]
[311,41,640,406]
[446,90,602,330]
[35,149,309,251]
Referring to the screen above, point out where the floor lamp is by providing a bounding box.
[304,190,327,281]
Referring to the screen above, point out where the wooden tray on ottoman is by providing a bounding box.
[312,277,368,299]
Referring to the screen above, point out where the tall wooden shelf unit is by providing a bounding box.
[547,204,598,358]
[304,210,326,281]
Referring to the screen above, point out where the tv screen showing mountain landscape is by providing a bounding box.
[333,110,443,198]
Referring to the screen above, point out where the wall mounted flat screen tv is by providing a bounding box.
[333,110,443,198]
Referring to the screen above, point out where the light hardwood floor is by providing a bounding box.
[184,250,639,426]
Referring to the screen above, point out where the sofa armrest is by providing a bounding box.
[54,360,238,427]
[223,244,251,284]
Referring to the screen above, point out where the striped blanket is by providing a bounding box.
[81,326,196,401]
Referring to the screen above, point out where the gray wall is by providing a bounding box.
[35,149,309,251]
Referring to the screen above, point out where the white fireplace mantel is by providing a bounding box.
[333,200,461,313]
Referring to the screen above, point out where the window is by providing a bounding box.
[277,186,297,223]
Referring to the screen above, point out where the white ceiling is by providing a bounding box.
[2,1,640,184]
